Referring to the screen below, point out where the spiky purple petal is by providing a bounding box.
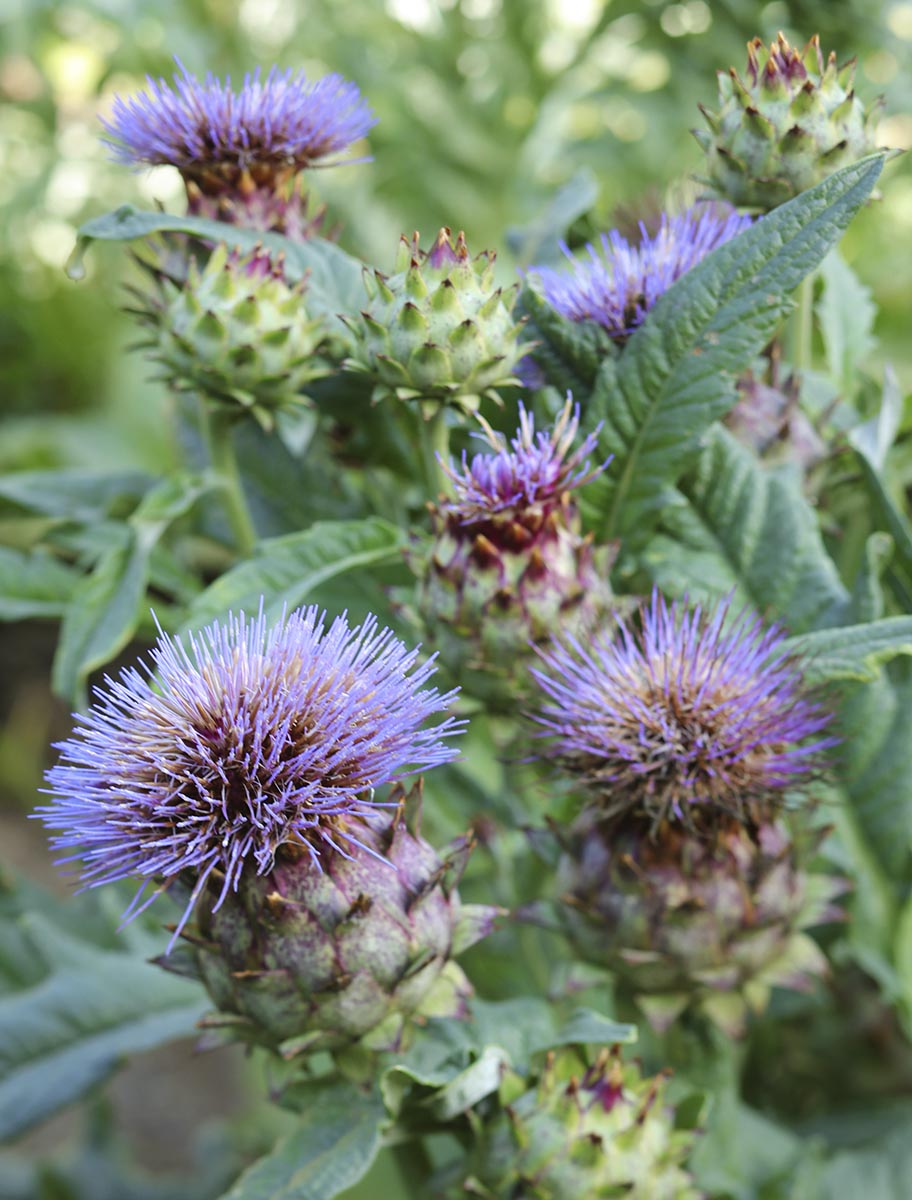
[101,58,376,173]
[37,607,461,939]
[532,206,752,341]
[532,590,836,826]
[440,398,609,524]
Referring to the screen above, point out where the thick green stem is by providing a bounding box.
[417,405,451,498]
[788,273,815,376]
[199,403,257,557]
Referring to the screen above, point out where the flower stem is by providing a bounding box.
[199,403,257,557]
[417,405,451,498]
[788,272,815,376]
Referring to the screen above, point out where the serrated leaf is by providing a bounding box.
[645,425,848,632]
[817,249,877,396]
[0,913,207,1142]
[784,617,912,683]
[0,547,78,620]
[592,154,885,542]
[184,518,403,630]
[70,207,364,335]
[217,1081,384,1200]
[517,285,616,394]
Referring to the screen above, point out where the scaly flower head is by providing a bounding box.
[413,399,614,709]
[132,241,327,426]
[448,1044,701,1198]
[344,228,526,413]
[101,58,376,196]
[532,205,751,342]
[551,808,844,1035]
[695,32,883,211]
[38,606,461,944]
[532,590,835,829]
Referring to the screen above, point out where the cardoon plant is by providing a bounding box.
[39,607,498,1054]
[411,397,614,708]
[15,17,906,1197]
[530,592,843,1032]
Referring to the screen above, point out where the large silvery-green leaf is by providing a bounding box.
[217,1082,384,1200]
[184,517,403,630]
[591,153,885,542]
[0,887,207,1142]
[644,426,847,633]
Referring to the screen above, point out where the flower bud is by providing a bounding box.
[694,32,882,211]
[345,228,526,413]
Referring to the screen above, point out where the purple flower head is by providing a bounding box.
[440,397,610,526]
[532,590,836,829]
[532,205,751,342]
[37,606,461,946]
[101,58,376,194]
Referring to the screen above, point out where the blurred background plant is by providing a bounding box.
[3,0,912,1196]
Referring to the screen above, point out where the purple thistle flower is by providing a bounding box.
[531,590,836,829]
[37,607,461,944]
[440,397,610,526]
[101,58,376,193]
[531,205,752,342]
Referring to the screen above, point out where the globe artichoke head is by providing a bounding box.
[554,811,844,1035]
[412,400,614,710]
[136,242,326,427]
[695,32,882,210]
[454,1044,700,1199]
[178,791,499,1057]
[345,228,526,413]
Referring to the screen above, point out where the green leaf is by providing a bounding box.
[529,1007,637,1054]
[217,1082,384,1200]
[51,527,149,706]
[784,617,912,684]
[426,1045,510,1120]
[51,476,210,704]
[894,893,912,1039]
[849,367,912,589]
[593,154,885,542]
[817,249,877,396]
[837,666,912,880]
[506,168,598,266]
[0,470,151,522]
[0,547,78,620]
[645,425,848,633]
[70,207,364,335]
[184,518,403,630]
[0,912,207,1142]
[517,285,616,395]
